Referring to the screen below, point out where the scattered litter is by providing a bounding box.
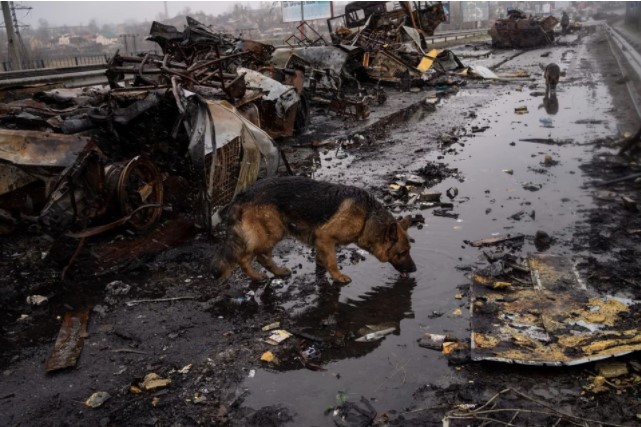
[125,296,197,306]
[522,182,542,192]
[446,187,458,199]
[192,393,207,404]
[26,295,48,306]
[433,209,459,219]
[502,169,514,175]
[418,333,457,351]
[139,373,171,391]
[261,322,281,331]
[260,351,278,363]
[248,369,256,378]
[265,329,292,345]
[596,362,629,379]
[534,230,553,251]
[585,375,609,393]
[468,234,525,248]
[105,280,131,296]
[84,391,110,408]
[46,309,90,372]
[539,117,554,128]
[178,364,192,374]
[514,106,528,115]
[419,191,442,202]
[355,327,396,342]
[543,154,558,166]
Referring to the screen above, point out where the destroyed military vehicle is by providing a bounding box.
[489,9,559,49]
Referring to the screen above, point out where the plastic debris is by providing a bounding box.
[514,106,528,114]
[355,327,396,342]
[418,333,457,351]
[539,117,554,128]
[85,391,110,408]
[265,329,292,345]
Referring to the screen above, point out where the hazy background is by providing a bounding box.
[20,1,240,26]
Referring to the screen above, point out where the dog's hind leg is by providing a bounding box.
[256,251,291,277]
[315,237,351,284]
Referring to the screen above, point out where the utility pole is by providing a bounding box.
[10,1,30,60]
[119,34,129,54]
[164,1,168,19]
[2,1,21,69]
[119,34,139,54]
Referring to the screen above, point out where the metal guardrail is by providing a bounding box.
[605,23,641,120]
[426,28,490,44]
[1,54,109,73]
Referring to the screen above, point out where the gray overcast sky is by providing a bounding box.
[18,2,242,27]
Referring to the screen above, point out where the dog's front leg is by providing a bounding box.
[257,252,291,277]
[315,237,351,284]
[238,253,268,282]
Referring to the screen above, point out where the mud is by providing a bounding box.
[2,23,641,427]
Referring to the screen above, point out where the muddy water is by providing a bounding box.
[241,41,619,425]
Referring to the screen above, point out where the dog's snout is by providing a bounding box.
[393,256,416,273]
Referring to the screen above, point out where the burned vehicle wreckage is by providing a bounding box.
[0,3,459,275]
[0,17,299,274]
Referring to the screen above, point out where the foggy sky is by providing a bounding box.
[18,2,242,28]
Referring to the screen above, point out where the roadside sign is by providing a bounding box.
[281,1,332,23]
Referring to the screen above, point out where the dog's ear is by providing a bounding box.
[386,223,398,242]
[398,216,412,231]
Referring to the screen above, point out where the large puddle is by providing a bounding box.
[241,41,619,425]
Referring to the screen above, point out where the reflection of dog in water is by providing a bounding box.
[211,176,416,284]
[542,93,559,115]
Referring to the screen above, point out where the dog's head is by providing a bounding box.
[372,216,416,276]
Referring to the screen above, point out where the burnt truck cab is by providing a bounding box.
[327,1,446,48]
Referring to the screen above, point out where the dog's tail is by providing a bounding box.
[210,204,247,281]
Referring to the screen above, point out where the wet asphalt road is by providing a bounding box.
[240,30,629,425]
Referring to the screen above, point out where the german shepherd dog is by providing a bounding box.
[211,176,416,283]
[544,63,561,97]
